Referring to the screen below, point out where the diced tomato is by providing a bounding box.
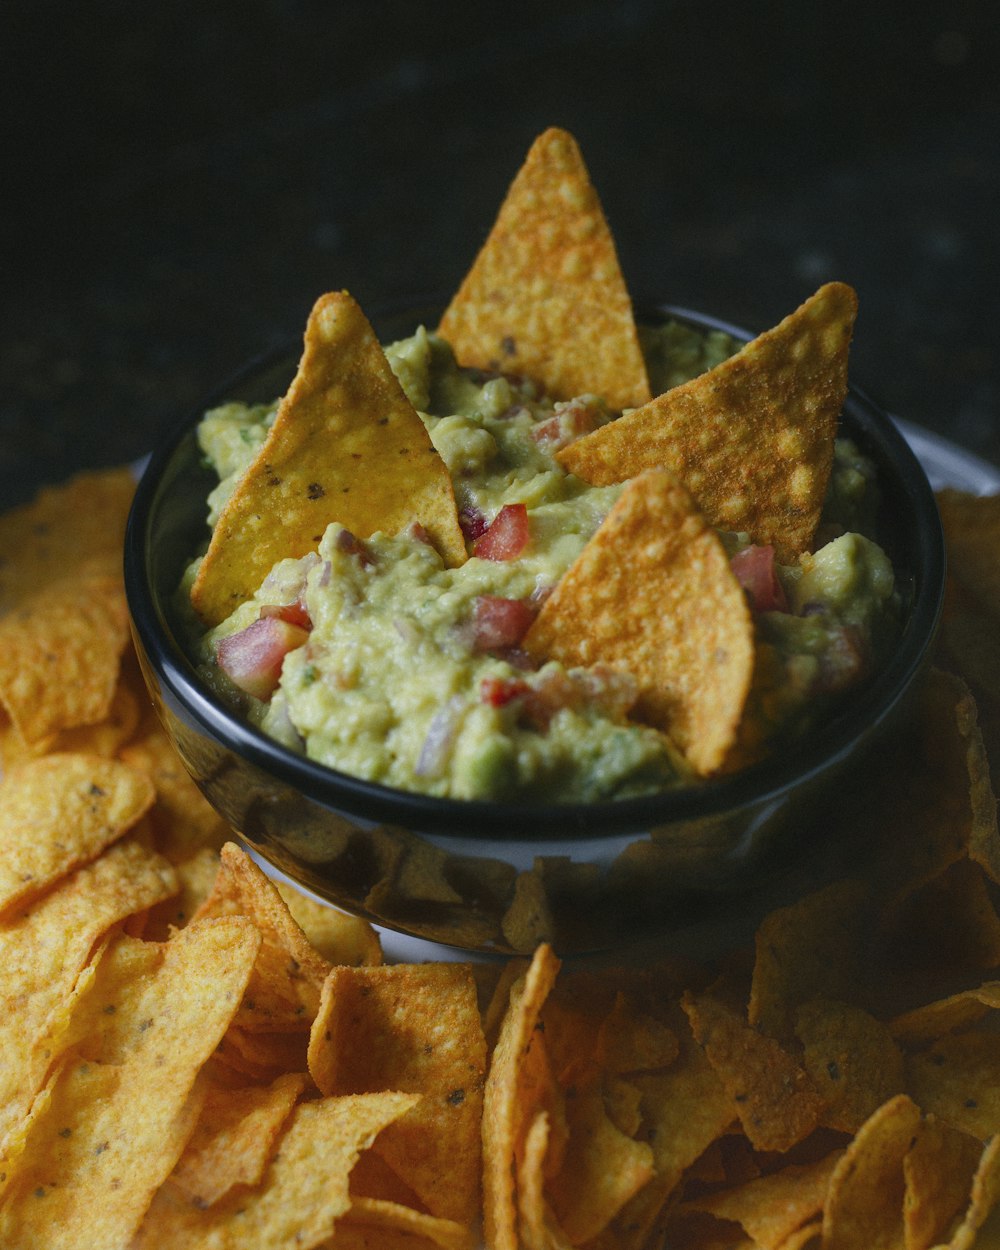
[471,595,537,653]
[530,399,601,451]
[216,617,310,701]
[480,675,531,707]
[472,503,529,561]
[259,600,312,631]
[458,504,489,542]
[730,545,789,613]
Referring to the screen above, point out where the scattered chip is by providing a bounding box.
[438,127,650,410]
[0,466,136,613]
[0,752,155,916]
[194,841,332,1028]
[558,282,857,561]
[821,1094,922,1250]
[0,572,129,743]
[307,961,486,1227]
[524,468,754,774]
[0,918,260,1250]
[903,1116,982,1250]
[168,1070,308,1207]
[190,290,467,625]
[681,991,826,1153]
[482,942,561,1250]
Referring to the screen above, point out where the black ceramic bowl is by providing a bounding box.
[124,303,945,955]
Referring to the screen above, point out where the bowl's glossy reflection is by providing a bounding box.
[125,305,945,954]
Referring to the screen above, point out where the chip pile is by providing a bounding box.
[2,463,1000,1246]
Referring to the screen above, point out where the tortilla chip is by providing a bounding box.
[523,468,754,774]
[681,992,826,1153]
[906,1030,1000,1140]
[274,878,383,967]
[903,1117,983,1250]
[748,878,871,1040]
[0,572,129,743]
[118,724,230,862]
[168,1070,308,1206]
[939,1135,1000,1250]
[680,1151,842,1250]
[307,962,486,1226]
[0,918,260,1250]
[821,1094,921,1250]
[190,290,466,625]
[142,845,224,940]
[516,1111,566,1250]
[0,753,155,916]
[0,679,141,768]
[343,1196,474,1250]
[194,842,331,1029]
[888,980,1000,1045]
[0,837,177,1154]
[438,127,650,410]
[483,943,562,1250]
[794,998,905,1134]
[629,1007,736,1201]
[558,282,857,561]
[0,466,136,613]
[546,1084,654,1243]
[133,1092,419,1249]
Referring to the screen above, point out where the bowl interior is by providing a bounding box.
[126,303,945,845]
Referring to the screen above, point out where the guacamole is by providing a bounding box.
[181,322,899,802]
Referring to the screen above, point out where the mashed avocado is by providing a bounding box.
[182,322,899,801]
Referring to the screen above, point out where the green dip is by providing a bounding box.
[181,322,899,801]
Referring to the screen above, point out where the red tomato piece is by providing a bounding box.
[472,503,529,561]
[730,544,789,613]
[480,675,531,707]
[471,595,537,652]
[216,617,310,701]
[259,600,313,631]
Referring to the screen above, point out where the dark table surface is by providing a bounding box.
[3,0,999,508]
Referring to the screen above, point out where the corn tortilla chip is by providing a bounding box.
[0,918,260,1250]
[939,1135,1000,1250]
[937,489,1000,619]
[274,879,383,967]
[748,878,871,1040]
[546,1084,654,1244]
[194,842,331,1029]
[821,1094,921,1250]
[681,991,826,1153]
[483,942,562,1250]
[0,572,129,743]
[0,679,140,767]
[906,1031,1000,1140]
[903,1117,982,1250]
[794,998,905,1134]
[0,466,135,613]
[438,127,650,410]
[524,469,754,774]
[343,1197,474,1250]
[680,1151,842,1250]
[307,961,486,1226]
[0,753,155,916]
[133,1092,419,1249]
[191,291,466,625]
[888,980,1000,1045]
[0,837,177,1154]
[558,282,857,561]
[168,1070,308,1207]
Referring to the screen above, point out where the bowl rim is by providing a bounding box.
[124,301,946,840]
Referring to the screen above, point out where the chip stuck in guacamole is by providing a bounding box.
[180,128,901,802]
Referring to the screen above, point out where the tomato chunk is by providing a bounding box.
[480,676,530,707]
[730,544,789,613]
[472,503,529,561]
[471,595,537,652]
[259,600,313,631]
[216,617,310,701]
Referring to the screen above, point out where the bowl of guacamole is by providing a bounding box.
[125,302,944,954]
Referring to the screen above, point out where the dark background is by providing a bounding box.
[3,0,998,507]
